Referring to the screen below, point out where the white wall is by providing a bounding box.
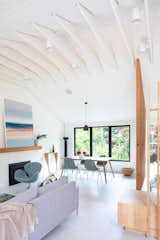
[0,81,64,189]
[65,120,136,173]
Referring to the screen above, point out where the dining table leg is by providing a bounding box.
[61,168,64,177]
[109,160,115,178]
[102,161,107,184]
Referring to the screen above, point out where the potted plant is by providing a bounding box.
[77,150,81,156]
[35,134,47,146]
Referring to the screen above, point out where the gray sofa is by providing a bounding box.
[9,177,79,240]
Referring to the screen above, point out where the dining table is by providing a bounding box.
[62,156,115,184]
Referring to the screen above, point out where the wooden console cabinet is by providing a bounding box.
[118,190,157,237]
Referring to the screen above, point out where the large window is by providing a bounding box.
[111,126,130,161]
[74,125,130,161]
[74,128,90,155]
[92,127,109,156]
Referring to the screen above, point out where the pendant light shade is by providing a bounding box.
[84,124,89,131]
[83,102,89,131]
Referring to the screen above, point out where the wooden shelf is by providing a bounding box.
[0,146,42,153]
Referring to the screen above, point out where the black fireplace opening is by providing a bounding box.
[9,161,30,185]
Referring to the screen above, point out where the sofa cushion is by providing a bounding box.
[8,187,38,203]
[38,176,68,195]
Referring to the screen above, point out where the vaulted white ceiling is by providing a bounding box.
[0,0,159,122]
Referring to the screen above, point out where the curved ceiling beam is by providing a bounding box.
[33,23,84,69]
[17,31,76,82]
[0,78,27,89]
[0,54,39,81]
[17,32,67,81]
[78,3,118,69]
[56,14,102,73]
[9,40,62,82]
[0,39,58,84]
[0,46,51,90]
[0,63,27,80]
[0,45,46,81]
[0,39,57,87]
[109,0,134,64]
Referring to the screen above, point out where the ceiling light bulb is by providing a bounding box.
[46,39,52,49]
[131,7,141,23]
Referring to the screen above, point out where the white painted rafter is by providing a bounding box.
[0,54,37,81]
[78,2,118,69]
[109,0,134,64]
[56,14,102,72]
[144,0,153,63]
[0,63,26,80]
[17,31,76,82]
[0,77,27,89]
[0,39,57,85]
[33,23,84,69]
[7,39,61,82]
[0,45,45,81]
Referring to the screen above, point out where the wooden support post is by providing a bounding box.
[146,83,151,238]
[157,81,160,239]
[136,58,146,190]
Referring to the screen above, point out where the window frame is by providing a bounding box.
[74,125,130,162]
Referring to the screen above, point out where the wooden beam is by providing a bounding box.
[157,81,160,239]
[136,58,146,190]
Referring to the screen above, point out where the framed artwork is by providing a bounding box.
[4,99,34,147]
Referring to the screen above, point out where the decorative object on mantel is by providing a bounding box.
[4,99,34,147]
[121,167,134,176]
[43,152,58,183]
[52,144,55,152]
[63,137,69,157]
[35,134,47,146]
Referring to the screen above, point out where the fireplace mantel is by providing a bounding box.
[0,146,42,153]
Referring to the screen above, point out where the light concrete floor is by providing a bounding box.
[43,173,155,240]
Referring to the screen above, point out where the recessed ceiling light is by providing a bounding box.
[65,89,72,95]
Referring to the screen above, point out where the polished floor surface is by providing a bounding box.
[43,173,154,240]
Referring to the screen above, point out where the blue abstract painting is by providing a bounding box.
[4,99,34,147]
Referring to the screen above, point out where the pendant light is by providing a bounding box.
[83,102,89,131]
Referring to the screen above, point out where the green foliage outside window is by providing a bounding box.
[92,127,109,156]
[75,128,90,154]
[112,127,129,161]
